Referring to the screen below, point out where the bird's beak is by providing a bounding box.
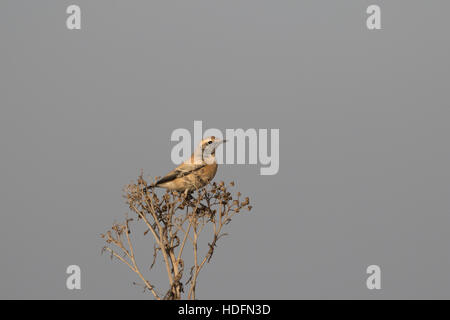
[216,139,226,146]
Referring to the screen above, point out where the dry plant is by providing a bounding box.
[101,174,252,300]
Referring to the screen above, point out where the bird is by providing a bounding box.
[144,136,226,195]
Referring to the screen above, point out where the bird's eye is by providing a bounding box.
[208,141,213,145]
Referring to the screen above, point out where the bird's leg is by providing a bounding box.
[191,186,210,214]
[182,190,194,206]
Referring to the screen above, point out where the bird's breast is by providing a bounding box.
[200,163,218,182]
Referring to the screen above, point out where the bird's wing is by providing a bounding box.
[154,162,206,186]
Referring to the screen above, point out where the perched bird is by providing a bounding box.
[144,136,226,195]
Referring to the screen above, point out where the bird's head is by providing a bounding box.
[194,136,226,164]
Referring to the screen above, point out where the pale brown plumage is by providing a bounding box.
[146,136,225,194]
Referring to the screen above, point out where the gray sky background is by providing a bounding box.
[0,1,449,299]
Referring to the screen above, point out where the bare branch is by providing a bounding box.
[102,177,251,300]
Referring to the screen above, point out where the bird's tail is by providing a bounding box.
[142,183,156,193]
